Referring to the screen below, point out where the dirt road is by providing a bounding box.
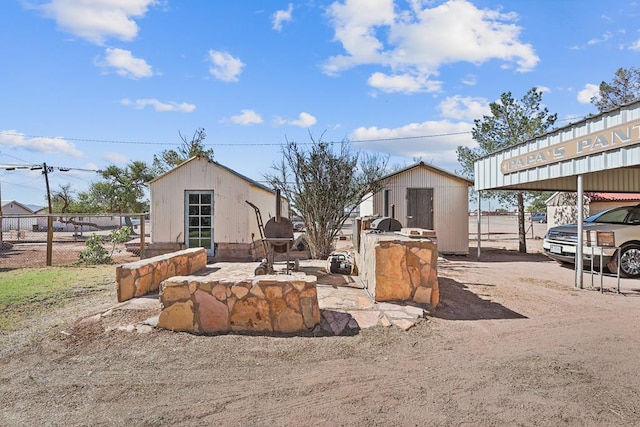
[2,231,640,425]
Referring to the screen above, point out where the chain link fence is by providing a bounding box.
[0,214,147,269]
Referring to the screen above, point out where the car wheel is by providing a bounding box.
[619,244,640,278]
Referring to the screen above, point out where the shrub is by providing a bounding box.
[78,226,132,265]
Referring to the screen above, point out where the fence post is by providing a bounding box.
[46,216,53,266]
[139,214,145,258]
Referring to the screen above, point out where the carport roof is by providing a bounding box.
[473,99,640,192]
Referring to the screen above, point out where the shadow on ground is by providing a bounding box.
[433,276,527,321]
[444,247,552,264]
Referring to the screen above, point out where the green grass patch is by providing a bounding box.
[0,266,115,332]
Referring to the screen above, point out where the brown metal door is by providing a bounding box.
[406,188,433,229]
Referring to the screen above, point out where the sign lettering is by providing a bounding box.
[500,119,640,174]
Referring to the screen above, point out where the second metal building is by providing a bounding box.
[368,161,473,254]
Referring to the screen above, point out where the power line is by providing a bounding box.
[0,114,590,149]
[0,130,475,147]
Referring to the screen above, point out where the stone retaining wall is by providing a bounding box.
[157,273,321,334]
[116,247,207,302]
[356,232,439,307]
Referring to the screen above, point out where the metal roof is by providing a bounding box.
[378,161,473,186]
[474,99,640,192]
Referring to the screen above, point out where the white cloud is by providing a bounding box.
[0,130,83,157]
[368,72,441,94]
[120,98,196,112]
[208,50,245,82]
[103,151,128,164]
[536,85,551,94]
[230,109,263,125]
[629,39,640,51]
[97,48,153,79]
[461,74,477,86]
[577,83,600,104]
[274,112,318,128]
[438,96,490,121]
[324,0,539,94]
[272,4,293,31]
[349,120,473,170]
[37,0,157,45]
[586,32,612,46]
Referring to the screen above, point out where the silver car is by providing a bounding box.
[543,205,640,278]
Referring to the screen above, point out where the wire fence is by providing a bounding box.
[0,214,147,269]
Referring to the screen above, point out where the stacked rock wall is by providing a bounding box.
[157,274,321,334]
[356,232,439,307]
[116,248,207,302]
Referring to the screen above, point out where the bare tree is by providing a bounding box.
[265,135,387,259]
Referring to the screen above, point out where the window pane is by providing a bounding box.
[189,194,199,204]
[189,217,200,227]
[201,217,211,227]
[189,206,199,216]
[201,194,212,204]
[201,205,211,216]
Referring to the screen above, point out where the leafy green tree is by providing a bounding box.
[97,161,155,213]
[527,191,553,212]
[265,135,387,259]
[592,67,640,112]
[456,88,557,253]
[527,191,553,213]
[152,128,213,174]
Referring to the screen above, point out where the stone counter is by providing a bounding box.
[157,272,321,334]
[356,232,439,307]
[116,247,207,302]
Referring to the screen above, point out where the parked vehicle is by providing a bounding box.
[530,212,547,223]
[542,204,640,278]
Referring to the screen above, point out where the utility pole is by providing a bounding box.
[43,162,53,266]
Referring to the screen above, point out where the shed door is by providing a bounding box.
[185,191,214,256]
[406,188,434,229]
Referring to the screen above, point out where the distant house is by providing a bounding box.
[148,156,288,260]
[546,192,640,228]
[363,161,473,254]
[1,200,35,232]
[31,209,123,232]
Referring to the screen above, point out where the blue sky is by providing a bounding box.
[1,0,639,207]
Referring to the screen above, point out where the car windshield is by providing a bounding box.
[585,206,640,224]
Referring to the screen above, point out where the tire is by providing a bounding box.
[619,244,640,278]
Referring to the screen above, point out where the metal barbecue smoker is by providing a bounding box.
[246,189,298,275]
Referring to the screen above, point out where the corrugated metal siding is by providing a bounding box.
[475,102,640,192]
[372,166,470,254]
[150,157,285,245]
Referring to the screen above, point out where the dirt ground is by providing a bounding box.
[2,217,640,426]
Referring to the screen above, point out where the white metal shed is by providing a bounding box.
[148,156,287,260]
[369,161,473,254]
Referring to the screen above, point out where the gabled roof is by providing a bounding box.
[376,161,473,186]
[148,156,275,194]
[1,200,34,213]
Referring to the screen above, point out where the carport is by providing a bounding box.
[473,99,640,288]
